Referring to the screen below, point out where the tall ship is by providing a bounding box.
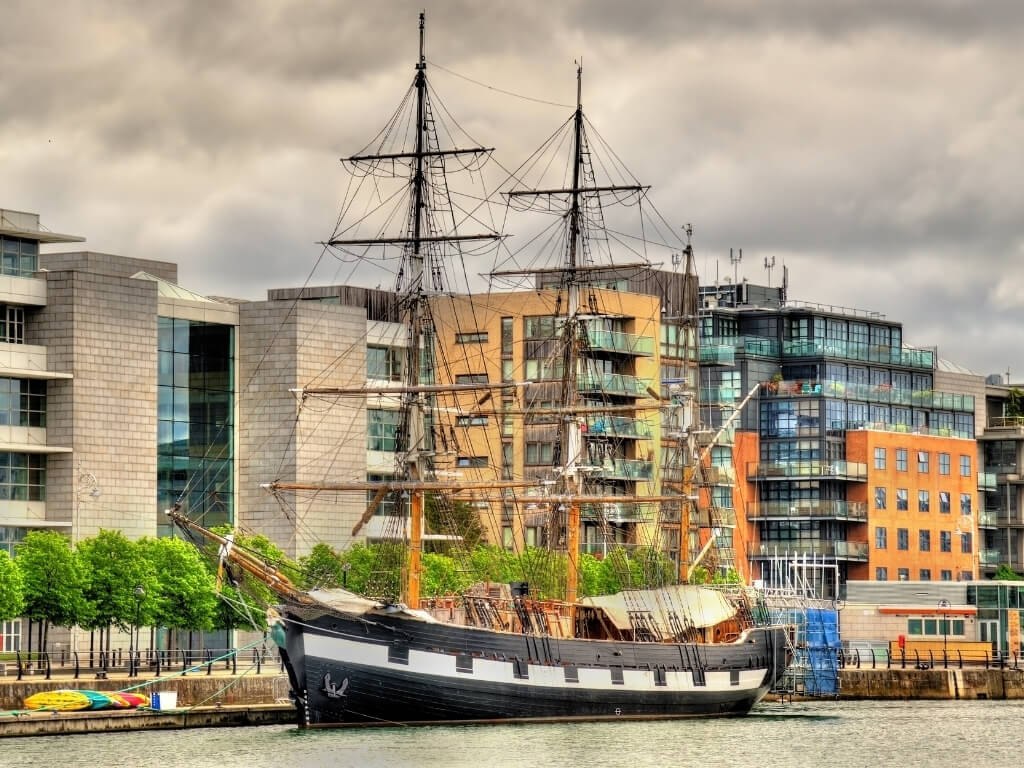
[170,13,790,726]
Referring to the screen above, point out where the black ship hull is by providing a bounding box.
[275,605,789,727]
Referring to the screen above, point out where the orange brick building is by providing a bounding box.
[846,430,978,582]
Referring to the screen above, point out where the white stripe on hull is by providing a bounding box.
[303,630,768,695]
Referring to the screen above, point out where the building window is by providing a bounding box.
[0,306,25,344]
[502,526,513,550]
[908,618,923,634]
[940,531,952,552]
[918,451,929,473]
[0,453,46,501]
[897,488,909,511]
[455,373,489,384]
[456,456,489,468]
[0,378,46,427]
[939,453,950,475]
[919,490,930,513]
[156,319,234,534]
[0,236,39,277]
[960,455,971,477]
[367,409,402,452]
[939,491,951,514]
[874,487,887,510]
[919,530,931,551]
[876,567,888,581]
[898,568,910,581]
[455,331,488,344]
[898,528,909,550]
[961,532,973,553]
[0,526,27,557]
[455,415,488,427]
[0,618,21,651]
[896,448,908,472]
[874,447,886,470]
[502,442,513,480]
[525,442,554,465]
[960,493,972,515]
[941,570,952,581]
[501,318,513,359]
[875,526,887,549]
[920,569,931,581]
[367,345,403,382]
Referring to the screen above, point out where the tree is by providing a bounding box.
[994,563,1023,581]
[76,530,156,656]
[425,494,484,551]
[421,552,471,597]
[17,530,86,654]
[1007,388,1024,419]
[139,537,217,637]
[0,550,24,621]
[298,542,344,590]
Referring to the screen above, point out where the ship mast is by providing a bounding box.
[324,12,500,607]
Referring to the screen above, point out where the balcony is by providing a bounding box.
[700,386,740,404]
[699,344,735,366]
[701,335,780,357]
[584,416,652,440]
[579,501,658,523]
[781,339,935,370]
[701,465,736,485]
[577,373,651,398]
[760,378,974,412]
[585,329,655,357]
[978,511,999,528]
[747,500,868,522]
[986,416,1024,431]
[591,458,654,481]
[979,549,1002,566]
[747,460,868,481]
[978,472,997,491]
[747,540,870,561]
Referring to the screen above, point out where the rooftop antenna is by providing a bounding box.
[764,255,776,287]
[730,247,742,288]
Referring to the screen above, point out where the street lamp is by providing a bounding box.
[938,598,951,661]
[132,584,145,675]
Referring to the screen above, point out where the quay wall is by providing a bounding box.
[840,668,1024,699]
[0,673,288,711]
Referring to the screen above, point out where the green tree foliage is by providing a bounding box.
[421,552,472,597]
[17,531,86,644]
[76,530,157,633]
[424,494,484,550]
[298,542,344,590]
[0,550,24,621]
[206,527,300,632]
[994,563,1023,580]
[139,537,217,632]
[1007,388,1024,419]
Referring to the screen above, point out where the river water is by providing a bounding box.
[7,699,1013,768]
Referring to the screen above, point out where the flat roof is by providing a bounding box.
[0,224,85,244]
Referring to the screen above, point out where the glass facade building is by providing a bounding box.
[157,318,234,536]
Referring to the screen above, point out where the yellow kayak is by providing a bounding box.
[23,690,92,711]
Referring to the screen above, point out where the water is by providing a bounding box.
[6,700,1014,768]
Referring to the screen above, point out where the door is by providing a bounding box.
[979,619,1001,657]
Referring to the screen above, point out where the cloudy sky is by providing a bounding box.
[2,1,1022,376]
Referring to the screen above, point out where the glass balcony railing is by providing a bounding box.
[702,465,736,485]
[584,416,652,439]
[988,416,1024,429]
[841,422,973,440]
[577,373,651,397]
[978,511,999,528]
[747,500,868,521]
[979,549,1002,566]
[978,472,997,491]
[760,378,974,412]
[699,344,735,365]
[591,458,655,481]
[585,329,655,356]
[781,339,935,370]
[700,335,780,357]
[700,386,740,404]
[747,540,869,561]
[747,460,868,481]
[579,501,658,523]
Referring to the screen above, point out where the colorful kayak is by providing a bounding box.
[115,692,150,708]
[23,690,92,711]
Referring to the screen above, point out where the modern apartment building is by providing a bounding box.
[978,379,1024,576]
